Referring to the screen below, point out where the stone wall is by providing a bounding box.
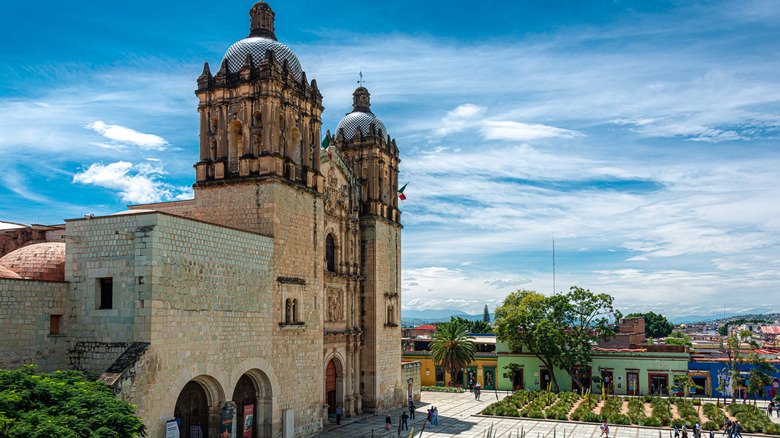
[401,361,421,403]
[127,199,196,218]
[0,278,69,371]
[0,225,65,257]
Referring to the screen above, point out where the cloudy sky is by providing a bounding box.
[2,0,779,321]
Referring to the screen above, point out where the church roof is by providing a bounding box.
[337,112,387,140]
[0,265,21,279]
[222,37,303,81]
[0,242,66,281]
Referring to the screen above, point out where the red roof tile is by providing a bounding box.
[0,242,65,281]
[0,265,21,279]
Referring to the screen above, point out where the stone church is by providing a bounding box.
[0,2,405,437]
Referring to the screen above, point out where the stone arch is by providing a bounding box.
[290,126,302,165]
[171,374,226,438]
[231,370,273,438]
[160,363,229,436]
[228,120,243,173]
[227,358,280,438]
[323,352,345,415]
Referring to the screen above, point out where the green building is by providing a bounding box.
[496,341,689,396]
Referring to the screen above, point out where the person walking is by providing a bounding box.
[674,421,681,438]
[401,411,408,431]
[769,401,775,417]
[722,419,731,437]
[433,406,438,426]
[682,424,689,438]
[475,381,482,400]
[695,421,701,438]
[600,421,609,438]
[426,408,433,428]
[335,405,341,425]
[734,421,742,438]
[409,402,415,419]
[385,413,391,431]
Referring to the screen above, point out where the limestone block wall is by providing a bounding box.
[127,199,196,218]
[359,218,403,412]
[401,361,422,403]
[0,278,69,371]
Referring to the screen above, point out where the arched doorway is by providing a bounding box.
[232,370,274,438]
[325,358,344,415]
[175,381,210,438]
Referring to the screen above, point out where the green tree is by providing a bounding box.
[747,358,777,403]
[430,321,476,387]
[0,365,147,438]
[664,330,692,346]
[720,330,758,404]
[625,311,673,338]
[483,305,491,323]
[494,286,621,392]
[444,316,492,334]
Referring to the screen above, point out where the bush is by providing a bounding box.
[702,421,720,431]
[607,413,631,425]
[627,397,647,423]
[640,416,663,427]
[421,386,465,393]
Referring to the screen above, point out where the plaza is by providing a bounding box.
[318,391,780,438]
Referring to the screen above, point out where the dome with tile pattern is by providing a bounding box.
[222,37,303,81]
[336,87,388,139]
[0,265,21,279]
[0,242,65,281]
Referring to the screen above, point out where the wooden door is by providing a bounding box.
[326,360,336,413]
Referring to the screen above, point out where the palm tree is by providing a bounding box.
[430,321,477,387]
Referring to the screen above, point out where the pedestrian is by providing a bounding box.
[600,421,609,438]
[385,413,391,431]
[710,430,715,438]
[734,421,742,438]
[427,408,433,428]
[469,377,474,392]
[335,405,341,425]
[769,401,775,417]
[674,421,681,438]
[682,424,688,438]
[409,402,415,419]
[433,406,438,426]
[722,419,730,437]
[401,411,408,431]
[695,421,701,438]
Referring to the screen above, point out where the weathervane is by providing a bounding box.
[357,71,365,87]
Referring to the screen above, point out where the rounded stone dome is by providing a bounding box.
[0,242,66,281]
[0,265,21,279]
[337,112,387,139]
[223,37,303,81]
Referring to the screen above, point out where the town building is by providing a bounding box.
[0,3,404,437]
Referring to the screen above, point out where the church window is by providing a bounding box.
[325,234,336,272]
[253,111,262,126]
[97,277,113,309]
[285,298,292,323]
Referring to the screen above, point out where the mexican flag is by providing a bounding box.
[321,135,331,160]
[398,182,408,200]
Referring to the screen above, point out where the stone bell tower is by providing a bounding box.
[193,2,324,200]
[332,86,403,411]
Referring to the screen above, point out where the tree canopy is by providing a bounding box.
[430,321,476,387]
[494,286,621,392]
[443,316,493,334]
[0,365,147,438]
[664,330,692,346]
[625,311,673,338]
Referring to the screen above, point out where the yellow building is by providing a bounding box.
[402,334,498,389]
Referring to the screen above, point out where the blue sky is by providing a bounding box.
[2,0,780,321]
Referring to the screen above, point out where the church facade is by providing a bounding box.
[0,3,404,437]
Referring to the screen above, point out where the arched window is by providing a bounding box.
[253,111,262,126]
[290,127,302,165]
[227,120,243,172]
[387,305,394,325]
[285,298,292,323]
[325,234,336,272]
[209,118,218,134]
[292,299,298,323]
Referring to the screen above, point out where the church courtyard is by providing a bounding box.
[318,391,780,438]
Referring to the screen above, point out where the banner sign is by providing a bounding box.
[166,419,180,438]
[220,406,234,438]
[243,405,254,438]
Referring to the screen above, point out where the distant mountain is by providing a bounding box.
[401,308,494,325]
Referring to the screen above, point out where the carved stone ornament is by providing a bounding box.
[327,288,343,321]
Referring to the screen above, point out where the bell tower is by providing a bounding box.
[193,2,324,194]
[331,86,403,411]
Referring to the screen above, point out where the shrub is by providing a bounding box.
[421,385,465,393]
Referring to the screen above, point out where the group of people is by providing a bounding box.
[769,401,780,417]
[722,419,743,438]
[469,378,482,401]
[673,421,713,438]
[394,402,438,431]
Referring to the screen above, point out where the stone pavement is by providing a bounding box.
[317,391,780,438]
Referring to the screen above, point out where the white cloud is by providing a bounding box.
[87,121,168,150]
[481,120,580,141]
[73,161,192,204]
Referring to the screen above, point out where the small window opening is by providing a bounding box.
[98,277,113,309]
[49,315,62,335]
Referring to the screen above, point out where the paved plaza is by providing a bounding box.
[318,391,780,438]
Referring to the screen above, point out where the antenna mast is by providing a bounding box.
[552,233,556,295]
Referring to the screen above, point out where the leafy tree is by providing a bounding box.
[0,365,147,438]
[494,286,621,392]
[747,358,777,403]
[664,330,692,346]
[430,321,476,387]
[672,375,702,400]
[720,330,758,404]
[483,305,491,323]
[625,311,673,338]
[444,316,492,334]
